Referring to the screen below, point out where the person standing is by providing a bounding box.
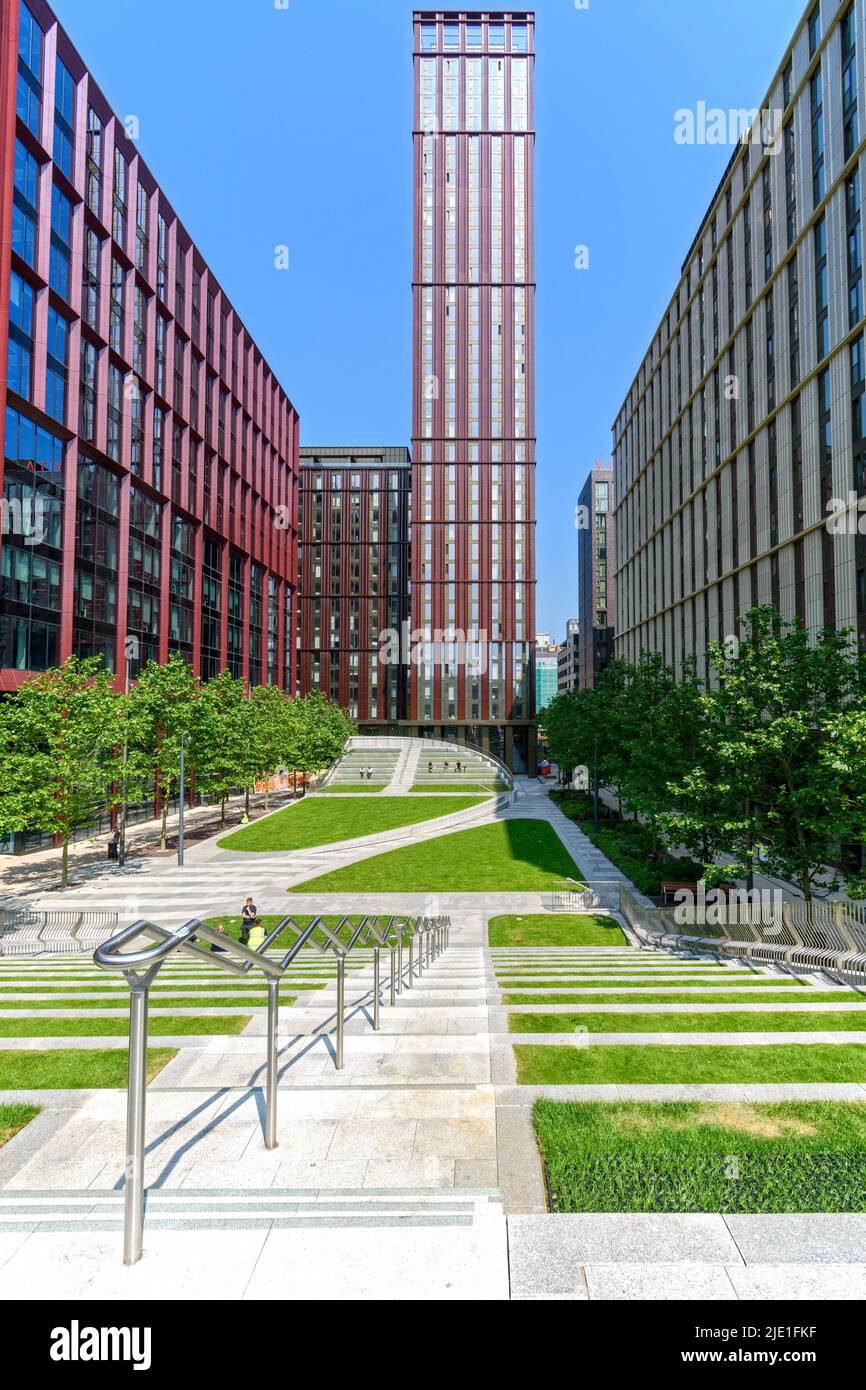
[241,897,258,945]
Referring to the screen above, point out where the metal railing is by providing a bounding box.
[92,911,451,1265]
[548,881,625,913]
[615,885,866,987]
[0,909,120,956]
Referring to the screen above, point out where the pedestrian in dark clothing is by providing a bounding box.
[210,925,229,954]
[241,898,258,945]
[107,829,120,861]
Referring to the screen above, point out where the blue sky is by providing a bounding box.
[51,0,806,639]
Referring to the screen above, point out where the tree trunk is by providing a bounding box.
[264,783,270,811]
[245,785,250,816]
[220,796,226,828]
[61,834,69,890]
[160,797,168,851]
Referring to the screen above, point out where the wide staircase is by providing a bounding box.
[324,736,512,794]
[328,745,401,787]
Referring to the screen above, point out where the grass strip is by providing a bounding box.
[534,1099,866,1213]
[0,1102,40,1147]
[504,990,866,1006]
[488,914,627,947]
[515,1042,866,1085]
[510,1010,866,1034]
[0,994,297,1010]
[0,1049,177,1089]
[0,1016,253,1037]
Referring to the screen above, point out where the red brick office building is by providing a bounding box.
[410,11,537,772]
[0,0,299,697]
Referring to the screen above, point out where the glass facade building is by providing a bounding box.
[0,0,299,696]
[410,11,537,771]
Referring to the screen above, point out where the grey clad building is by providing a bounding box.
[613,0,866,677]
[578,464,615,687]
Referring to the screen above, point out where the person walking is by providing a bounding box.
[241,897,258,945]
[367,765,374,780]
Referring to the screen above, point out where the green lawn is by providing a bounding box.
[217,795,485,852]
[0,994,297,1010]
[316,785,388,794]
[289,820,586,893]
[515,1042,866,1085]
[534,1100,866,1213]
[488,914,627,947]
[0,1049,177,1089]
[409,783,505,795]
[510,1010,866,1034]
[0,1102,39,1147]
[503,976,805,994]
[504,989,866,1006]
[0,1016,253,1037]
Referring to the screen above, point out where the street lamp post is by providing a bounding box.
[592,737,600,833]
[178,734,191,868]
[118,648,132,870]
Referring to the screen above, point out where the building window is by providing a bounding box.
[842,5,859,162]
[16,1,42,137]
[113,147,127,247]
[109,258,125,355]
[420,23,436,52]
[12,139,38,267]
[86,107,102,215]
[49,185,72,300]
[815,215,829,359]
[80,340,97,440]
[45,307,68,423]
[7,270,34,399]
[808,3,822,58]
[811,70,825,206]
[848,170,863,328]
[53,58,75,178]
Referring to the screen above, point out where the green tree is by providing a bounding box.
[0,656,123,888]
[126,654,198,849]
[284,690,354,782]
[691,608,866,903]
[194,670,248,827]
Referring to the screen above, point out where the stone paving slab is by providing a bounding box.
[508,1214,743,1299]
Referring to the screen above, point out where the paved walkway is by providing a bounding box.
[1,787,865,1299]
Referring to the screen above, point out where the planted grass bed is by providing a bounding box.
[504,989,866,1006]
[217,795,484,852]
[515,1042,866,1086]
[0,1016,253,1037]
[0,1049,177,1089]
[535,1100,866,1213]
[290,820,585,893]
[511,1010,866,1034]
[409,783,505,795]
[0,994,297,1010]
[317,785,388,794]
[488,914,627,947]
[504,978,806,999]
[0,1103,39,1147]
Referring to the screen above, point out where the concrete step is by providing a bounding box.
[0,1188,501,1234]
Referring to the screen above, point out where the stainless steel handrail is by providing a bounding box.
[93,909,452,1264]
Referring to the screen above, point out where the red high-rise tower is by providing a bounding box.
[410,11,536,773]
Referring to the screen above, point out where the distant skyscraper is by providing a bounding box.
[557,617,579,692]
[578,465,615,688]
[410,11,536,772]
